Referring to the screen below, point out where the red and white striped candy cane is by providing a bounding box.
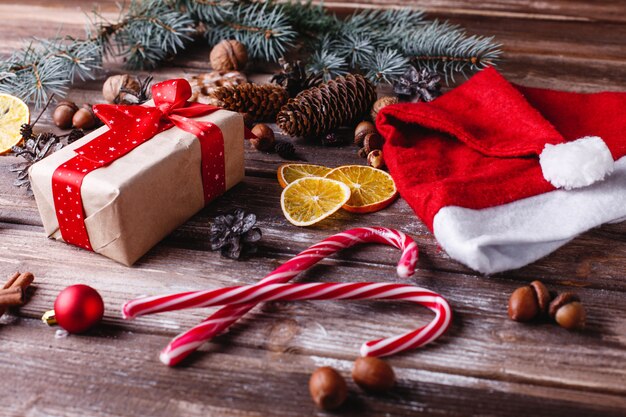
[134,227,418,366]
[123,282,452,358]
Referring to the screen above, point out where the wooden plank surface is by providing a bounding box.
[1,1,625,416]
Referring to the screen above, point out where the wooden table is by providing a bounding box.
[1,1,625,416]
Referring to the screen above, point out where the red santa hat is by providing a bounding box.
[377,67,626,274]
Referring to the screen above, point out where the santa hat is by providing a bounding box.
[377,67,626,274]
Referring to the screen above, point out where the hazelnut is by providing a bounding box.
[367,150,385,169]
[102,74,141,104]
[363,132,384,154]
[309,367,347,410]
[352,356,395,393]
[508,280,552,322]
[53,101,79,129]
[210,40,248,72]
[250,123,275,151]
[354,121,377,147]
[371,96,398,121]
[549,292,585,330]
[72,105,97,130]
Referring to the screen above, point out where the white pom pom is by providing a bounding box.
[539,136,614,190]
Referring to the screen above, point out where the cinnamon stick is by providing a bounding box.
[0,272,34,318]
[0,287,23,306]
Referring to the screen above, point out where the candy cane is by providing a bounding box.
[152,227,418,365]
[123,282,452,358]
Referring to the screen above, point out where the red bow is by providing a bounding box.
[52,79,227,251]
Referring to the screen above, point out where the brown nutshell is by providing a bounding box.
[530,280,551,315]
[250,123,275,151]
[210,40,248,72]
[367,150,385,170]
[72,105,97,130]
[371,96,399,121]
[508,286,539,322]
[102,74,141,104]
[53,101,79,129]
[363,132,384,154]
[549,292,580,317]
[554,301,586,330]
[352,356,396,393]
[354,121,377,147]
[309,367,347,410]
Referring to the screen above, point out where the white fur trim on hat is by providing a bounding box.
[539,136,614,190]
[432,155,626,274]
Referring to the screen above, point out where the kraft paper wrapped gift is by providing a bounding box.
[29,79,244,266]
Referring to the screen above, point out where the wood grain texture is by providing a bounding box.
[1,1,626,416]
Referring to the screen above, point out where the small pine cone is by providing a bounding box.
[276,74,376,138]
[210,83,288,121]
[274,140,296,160]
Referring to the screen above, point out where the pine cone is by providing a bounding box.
[276,74,376,138]
[274,140,297,160]
[209,209,262,259]
[393,66,442,102]
[210,83,288,121]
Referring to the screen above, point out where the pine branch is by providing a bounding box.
[401,20,502,82]
[204,2,297,62]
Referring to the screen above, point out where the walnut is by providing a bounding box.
[209,40,248,72]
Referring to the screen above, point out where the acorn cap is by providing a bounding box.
[549,292,580,317]
[530,280,551,314]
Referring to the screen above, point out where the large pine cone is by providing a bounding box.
[210,83,288,121]
[276,74,376,138]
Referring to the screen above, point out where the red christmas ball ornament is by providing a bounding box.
[54,285,104,333]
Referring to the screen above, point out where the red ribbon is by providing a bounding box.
[52,79,226,251]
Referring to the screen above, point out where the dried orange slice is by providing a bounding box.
[0,94,29,155]
[281,177,351,226]
[325,165,397,213]
[277,163,332,188]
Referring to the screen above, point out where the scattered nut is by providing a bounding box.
[352,356,395,393]
[530,280,551,316]
[367,150,385,169]
[250,123,275,151]
[508,286,539,322]
[102,74,141,104]
[371,96,398,121]
[210,40,248,72]
[53,101,79,129]
[72,105,97,130]
[363,132,384,154]
[357,147,368,158]
[354,121,377,147]
[549,292,585,330]
[309,366,347,410]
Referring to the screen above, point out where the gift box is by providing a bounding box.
[29,79,245,266]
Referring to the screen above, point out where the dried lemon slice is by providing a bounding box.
[0,93,29,155]
[281,177,350,226]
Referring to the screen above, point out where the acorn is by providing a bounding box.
[53,101,79,130]
[549,292,586,330]
[250,123,275,151]
[309,367,347,410]
[354,121,377,147]
[210,40,248,72]
[72,105,97,130]
[352,356,396,393]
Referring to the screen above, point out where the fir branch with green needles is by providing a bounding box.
[0,0,502,108]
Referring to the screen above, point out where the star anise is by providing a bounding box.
[271,58,323,98]
[393,66,442,102]
[209,209,262,259]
